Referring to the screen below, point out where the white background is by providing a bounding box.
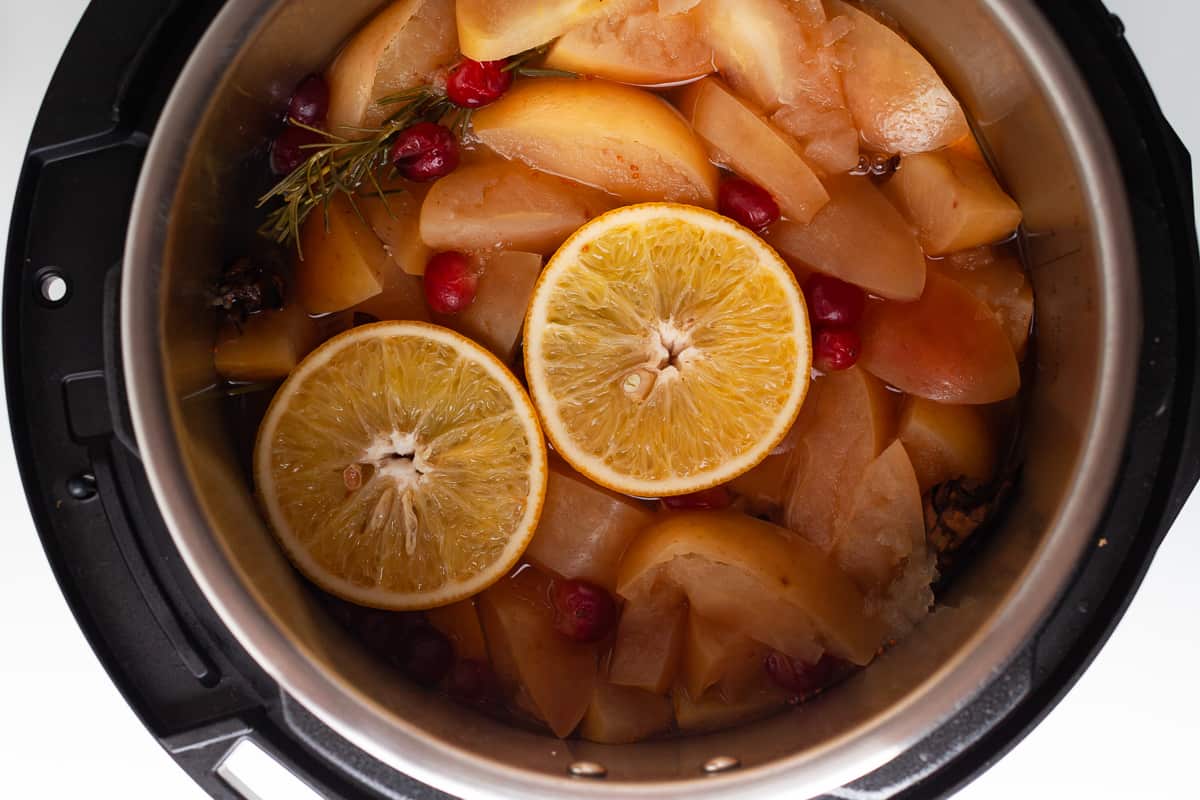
[1,2,1197,798]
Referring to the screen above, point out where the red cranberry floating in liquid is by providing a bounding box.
[270,124,324,175]
[395,624,454,686]
[446,58,514,108]
[804,274,866,327]
[813,327,861,372]
[391,122,460,182]
[551,579,618,643]
[287,74,330,127]
[447,659,498,706]
[765,651,841,699]
[661,485,733,511]
[718,178,781,233]
[423,251,478,314]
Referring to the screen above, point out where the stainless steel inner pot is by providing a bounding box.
[121,1,1140,797]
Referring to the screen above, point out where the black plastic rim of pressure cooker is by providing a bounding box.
[4,1,1198,799]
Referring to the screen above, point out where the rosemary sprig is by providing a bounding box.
[256,89,451,250]
[256,46,577,252]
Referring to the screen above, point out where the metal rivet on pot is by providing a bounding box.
[66,472,97,500]
[568,761,607,779]
[702,756,741,774]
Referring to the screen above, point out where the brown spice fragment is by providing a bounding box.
[924,476,1014,569]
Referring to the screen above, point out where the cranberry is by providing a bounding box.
[423,252,478,314]
[447,659,498,707]
[270,124,324,175]
[286,74,330,126]
[551,579,618,643]
[391,122,460,182]
[804,274,865,327]
[719,178,781,233]
[661,486,733,511]
[395,624,454,686]
[765,651,844,699]
[446,58,514,108]
[813,327,861,372]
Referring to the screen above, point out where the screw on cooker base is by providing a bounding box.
[702,755,742,774]
[568,761,607,779]
[66,472,97,500]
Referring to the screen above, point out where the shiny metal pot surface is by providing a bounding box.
[121,1,1139,797]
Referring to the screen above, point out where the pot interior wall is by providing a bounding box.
[152,0,1120,788]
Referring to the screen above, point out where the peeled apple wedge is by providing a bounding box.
[608,587,687,694]
[425,599,489,662]
[295,193,387,314]
[835,440,935,637]
[358,180,429,276]
[935,248,1034,359]
[478,566,598,737]
[524,458,655,592]
[678,77,828,223]
[434,251,542,363]
[545,4,714,86]
[784,367,896,550]
[213,304,320,382]
[699,0,844,113]
[771,103,861,175]
[830,0,969,154]
[768,175,925,300]
[884,150,1023,256]
[899,397,997,492]
[617,512,886,666]
[579,682,673,744]
[419,159,618,255]
[457,0,638,61]
[326,0,458,132]
[860,272,1021,404]
[832,440,926,591]
[682,613,770,701]
[352,269,429,323]
[471,78,719,207]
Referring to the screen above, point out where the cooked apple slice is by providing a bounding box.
[477,566,599,737]
[295,193,387,314]
[899,397,997,492]
[431,251,541,363]
[768,175,924,300]
[358,179,430,276]
[884,150,1023,256]
[546,4,714,86]
[579,682,673,744]
[419,159,618,255]
[608,586,687,693]
[525,457,655,591]
[783,367,896,550]
[352,270,428,322]
[618,512,886,665]
[214,304,320,382]
[833,440,925,589]
[678,77,828,223]
[457,0,639,61]
[771,104,861,175]
[830,0,968,154]
[935,248,1033,358]
[728,422,803,513]
[425,599,488,662]
[699,0,843,113]
[860,272,1021,404]
[672,684,789,733]
[836,441,935,636]
[682,613,770,701]
[326,0,458,133]
[472,78,718,207]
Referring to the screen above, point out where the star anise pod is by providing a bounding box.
[924,475,1015,572]
[209,254,286,323]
